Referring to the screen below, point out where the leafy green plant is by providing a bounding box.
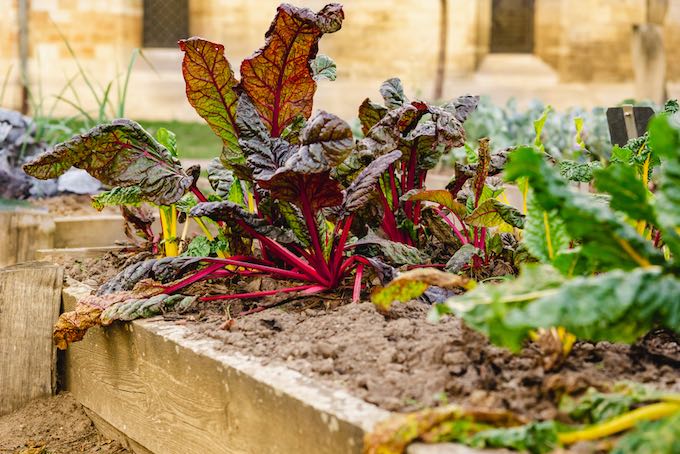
[436,111,680,351]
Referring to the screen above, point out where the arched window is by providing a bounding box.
[490,0,535,53]
[143,0,189,48]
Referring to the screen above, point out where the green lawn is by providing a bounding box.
[139,120,221,160]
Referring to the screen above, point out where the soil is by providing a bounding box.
[187,301,680,419]
[64,255,680,421]
[30,195,118,217]
[62,250,154,288]
[0,393,129,454]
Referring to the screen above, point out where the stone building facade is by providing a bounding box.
[2,0,680,119]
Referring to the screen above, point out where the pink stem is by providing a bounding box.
[433,206,468,245]
[352,264,364,303]
[163,262,226,294]
[199,284,320,302]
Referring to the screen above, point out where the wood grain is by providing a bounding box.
[61,284,389,454]
[0,262,63,415]
[0,210,55,267]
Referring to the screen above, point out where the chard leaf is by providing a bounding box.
[441,95,480,123]
[465,198,525,229]
[505,147,664,270]
[284,110,354,173]
[469,421,559,454]
[341,150,402,214]
[444,265,680,351]
[280,114,306,145]
[240,3,344,136]
[91,185,143,210]
[611,411,680,454]
[260,171,344,211]
[371,268,471,311]
[207,157,236,199]
[445,244,480,273]
[190,200,298,244]
[523,192,570,264]
[648,115,680,260]
[179,38,240,153]
[311,54,336,81]
[278,200,310,247]
[101,293,196,324]
[471,138,491,206]
[594,163,656,225]
[358,98,387,135]
[97,257,203,295]
[379,77,408,109]
[155,127,177,157]
[403,189,467,217]
[183,236,212,257]
[352,230,427,266]
[559,160,602,182]
[23,119,192,205]
[359,101,430,157]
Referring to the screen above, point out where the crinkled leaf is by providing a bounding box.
[504,146,664,270]
[190,200,299,244]
[341,150,402,214]
[445,244,480,273]
[523,191,570,264]
[91,185,143,210]
[358,98,387,135]
[471,138,491,206]
[97,257,203,295]
[372,268,471,311]
[280,114,306,145]
[445,265,680,351]
[311,54,336,81]
[179,38,240,152]
[403,189,467,217]
[353,230,427,266]
[469,421,559,454]
[441,95,480,123]
[559,160,602,182]
[207,157,236,199]
[594,163,656,225]
[648,115,680,260]
[240,3,344,136]
[465,198,525,229]
[359,101,429,157]
[183,236,212,257]
[23,119,192,205]
[260,171,344,211]
[278,200,310,247]
[101,293,197,323]
[379,77,408,110]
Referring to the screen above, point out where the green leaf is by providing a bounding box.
[594,163,656,225]
[465,198,525,229]
[523,191,569,264]
[91,186,143,210]
[310,54,336,81]
[611,410,680,454]
[101,293,197,323]
[278,200,310,247]
[504,147,664,271]
[23,119,192,206]
[648,115,680,260]
[155,127,177,157]
[558,160,601,182]
[533,106,551,152]
[183,236,211,257]
[469,421,559,454]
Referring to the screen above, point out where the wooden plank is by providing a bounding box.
[36,246,127,262]
[0,262,63,415]
[61,285,390,454]
[53,215,128,248]
[0,210,55,267]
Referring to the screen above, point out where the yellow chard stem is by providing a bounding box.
[193,217,227,259]
[636,154,651,235]
[558,402,680,445]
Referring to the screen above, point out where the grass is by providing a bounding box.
[139,120,221,160]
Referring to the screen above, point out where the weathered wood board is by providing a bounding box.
[0,262,63,415]
[0,210,55,267]
[54,215,128,248]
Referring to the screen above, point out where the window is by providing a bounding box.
[490,0,535,53]
[143,0,189,48]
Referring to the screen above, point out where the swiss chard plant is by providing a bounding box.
[435,111,680,351]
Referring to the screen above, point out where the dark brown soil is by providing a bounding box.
[0,393,129,454]
[188,300,680,419]
[30,195,117,217]
[62,251,153,288]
